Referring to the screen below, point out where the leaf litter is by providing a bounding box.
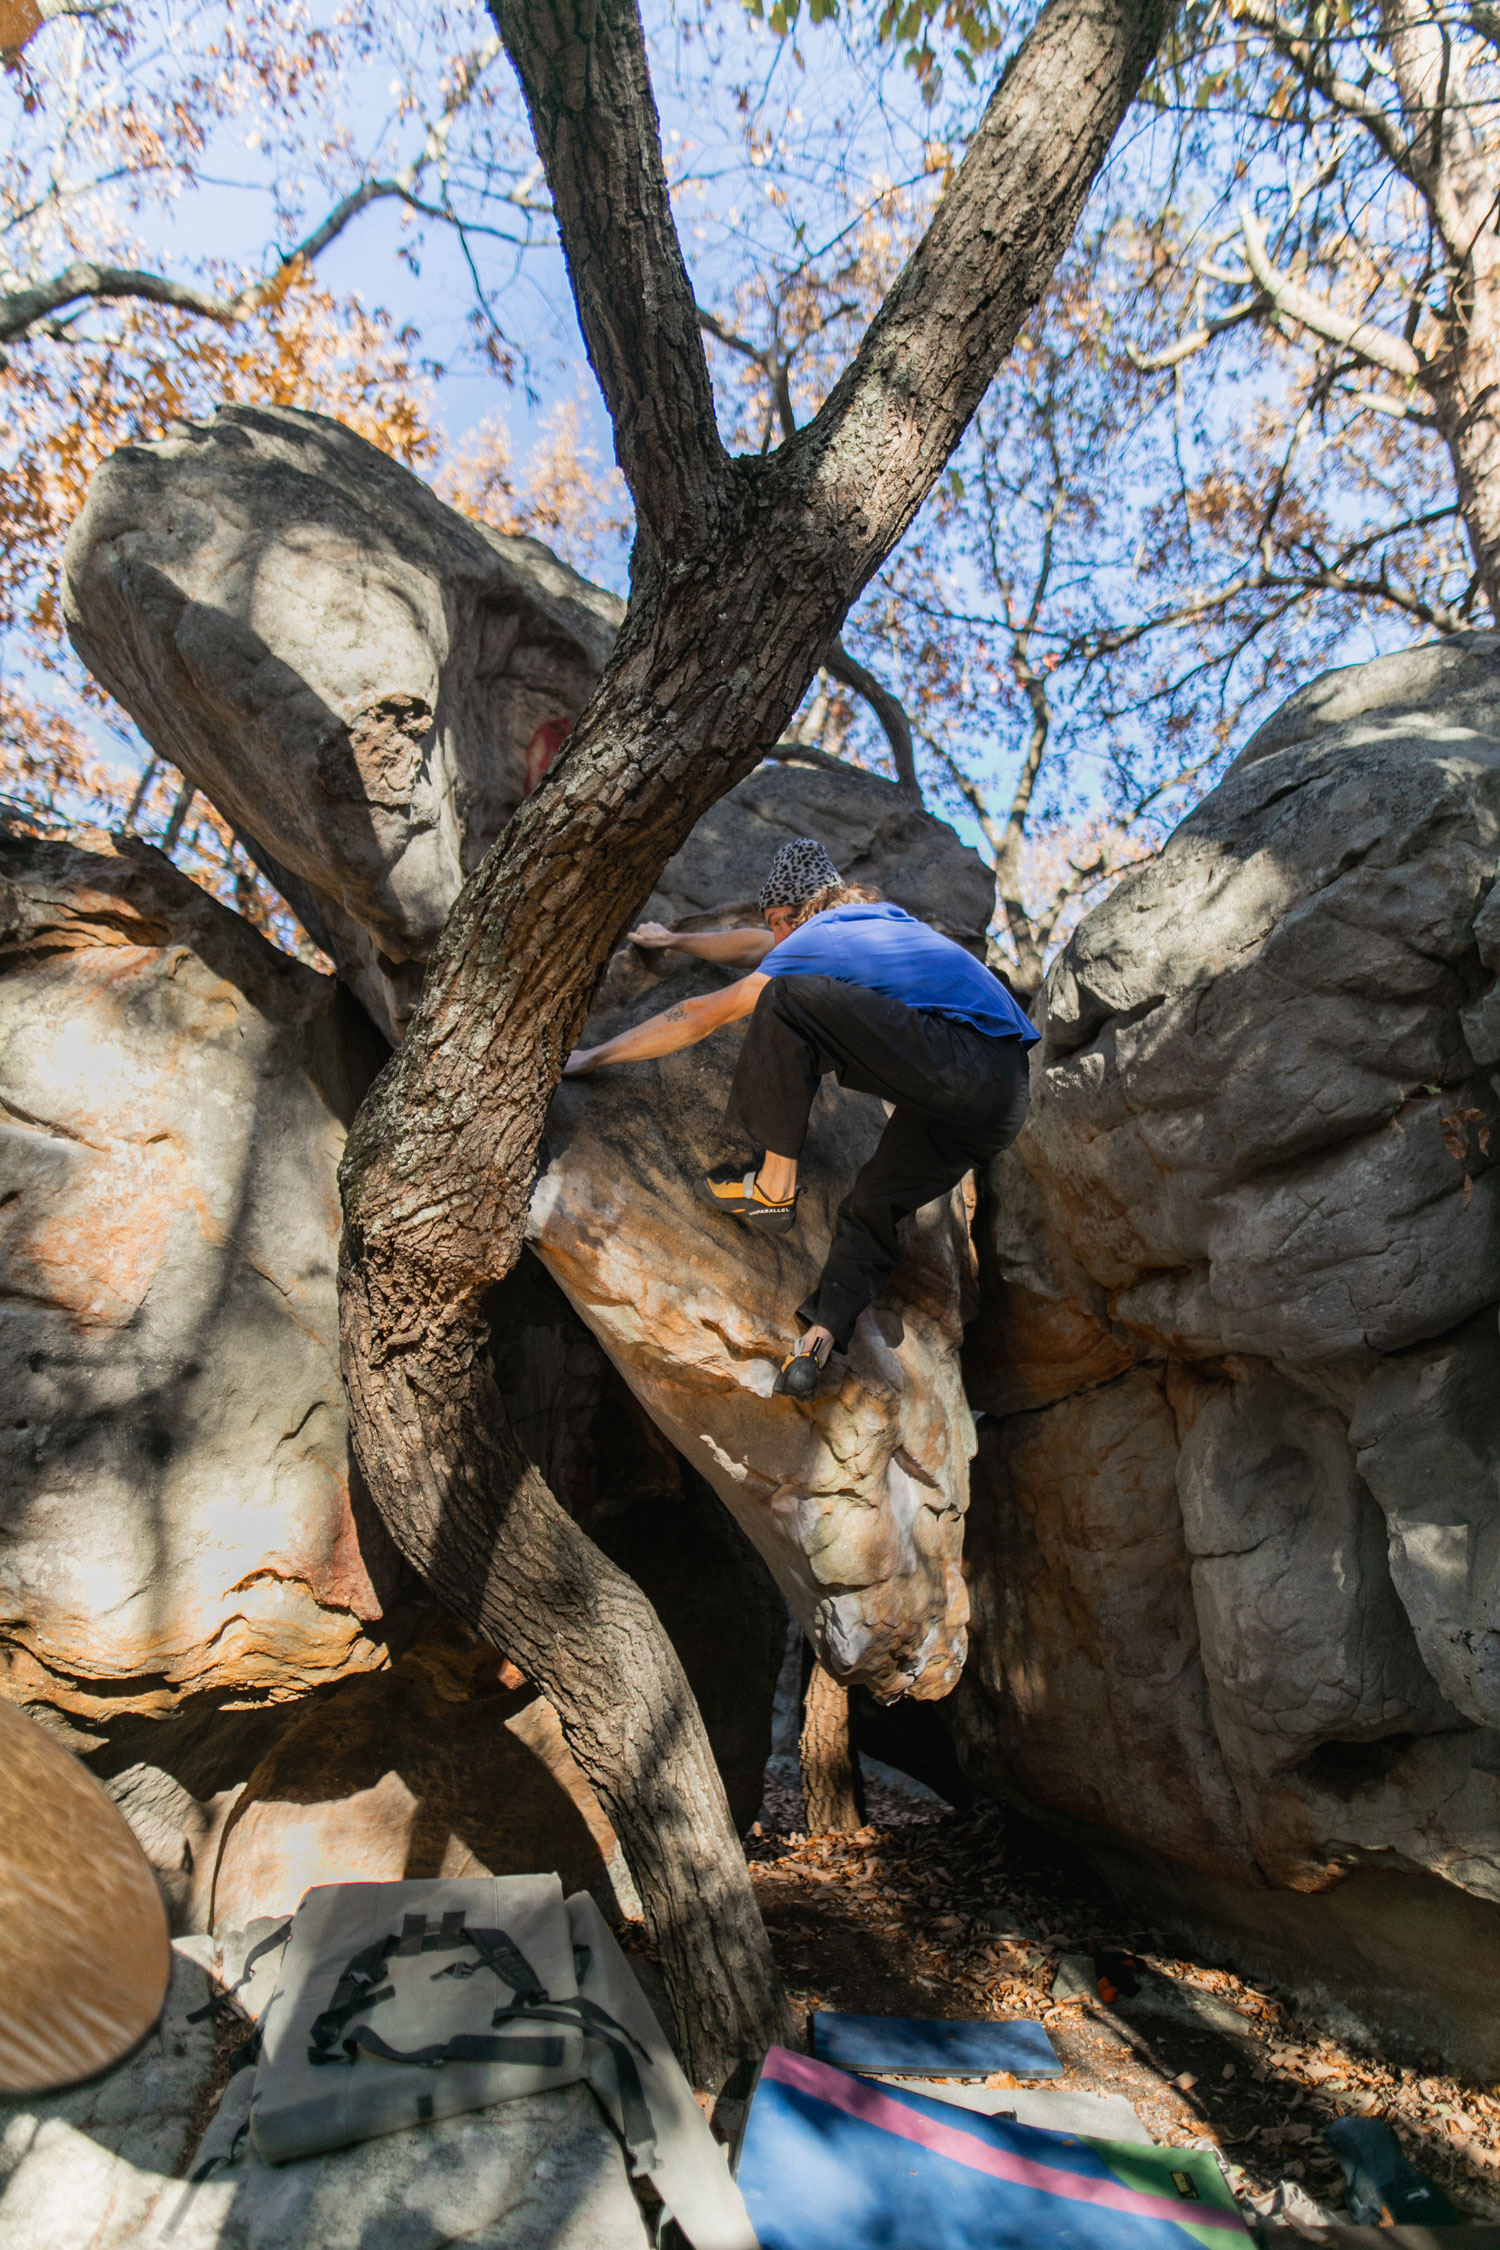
[742,1777,1500,2222]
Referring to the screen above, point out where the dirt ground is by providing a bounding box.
[745,1771,1500,2222]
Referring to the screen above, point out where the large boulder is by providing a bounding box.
[526,761,996,1702]
[531,999,980,1702]
[633,757,994,948]
[0,830,786,1919]
[204,1623,642,1934]
[62,404,623,1040]
[955,632,1500,2064]
[528,762,996,1704]
[62,412,999,1702]
[0,830,397,1747]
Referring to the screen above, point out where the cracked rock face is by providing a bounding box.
[0,831,397,1740]
[957,632,1500,1905]
[62,404,623,1040]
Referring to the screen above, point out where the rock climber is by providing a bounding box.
[562,837,1038,1397]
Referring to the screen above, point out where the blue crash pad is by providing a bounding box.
[738,2047,1249,2250]
[810,2012,1062,2077]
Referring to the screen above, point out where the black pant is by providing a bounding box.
[726,975,1031,1350]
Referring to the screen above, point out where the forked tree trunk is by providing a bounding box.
[800,1661,863,1836]
[339,0,1172,2089]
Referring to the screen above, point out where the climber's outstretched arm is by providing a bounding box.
[564,972,768,1074]
[629,920,776,966]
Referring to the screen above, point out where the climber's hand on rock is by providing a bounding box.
[629,921,677,950]
[562,1046,602,1077]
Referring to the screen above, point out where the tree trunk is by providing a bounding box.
[1431,265,1500,622]
[340,0,1172,2090]
[339,1264,788,2086]
[800,1661,863,1835]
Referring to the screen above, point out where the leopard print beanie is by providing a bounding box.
[758,837,841,913]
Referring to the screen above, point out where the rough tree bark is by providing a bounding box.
[800,1661,864,1836]
[339,0,1172,2088]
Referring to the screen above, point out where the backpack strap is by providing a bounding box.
[340,2026,568,2071]
[443,1922,548,2000]
[307,1934,403,2062]
[306,1917,552,2065]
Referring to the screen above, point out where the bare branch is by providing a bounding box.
[696,303,797,443]
[1127,294,1264,372]
[0,260,241,343]
[1339,384,1440,429]
[1227,0,1425,186]
[1238,203,1426,381]
[0,31,512,348]
[822,637,921,805]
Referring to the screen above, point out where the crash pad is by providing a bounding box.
[878,2080,1152,2142]
[738,2047,1249,2250]
[810,2012,1061,2077]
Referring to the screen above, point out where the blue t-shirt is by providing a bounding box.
[761,901,1039,1044]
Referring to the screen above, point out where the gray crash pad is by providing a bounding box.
[875,2079,1152,2142]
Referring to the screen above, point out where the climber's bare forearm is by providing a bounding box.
[629,921,775,966]
[673,927,775,965]
[565,973,767,1074]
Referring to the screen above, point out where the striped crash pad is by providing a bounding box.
[738,2047,1250,2250]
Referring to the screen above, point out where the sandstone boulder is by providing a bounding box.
[528,764,995,1705]
[0,831,396,1748]
[0,828,789,1923]
[956,633,1500,1942]
[636,756,994,948]
[63,405,623,1039]
[532,964,980,1703]
[61,411,1003,1702]
[205,1622,641,1934]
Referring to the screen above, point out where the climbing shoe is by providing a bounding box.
[774,1336,830,1400]
[775,1352,820,1400]
[696,1164,799,1235]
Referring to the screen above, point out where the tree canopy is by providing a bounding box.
[4,0,1496,980]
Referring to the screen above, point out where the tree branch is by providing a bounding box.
[696,303,798,444]
[1339,384,1440,429]
[493,0,730,552]
[1227,0,1425,186]
[822,637,921,804]
[789,0,1175,593]
[1127,294,1264,372]
[0,32,512,349]
[1238,203,1426,381]
[0,261,242,344]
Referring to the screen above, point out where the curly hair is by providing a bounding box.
[786,880,883,931]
